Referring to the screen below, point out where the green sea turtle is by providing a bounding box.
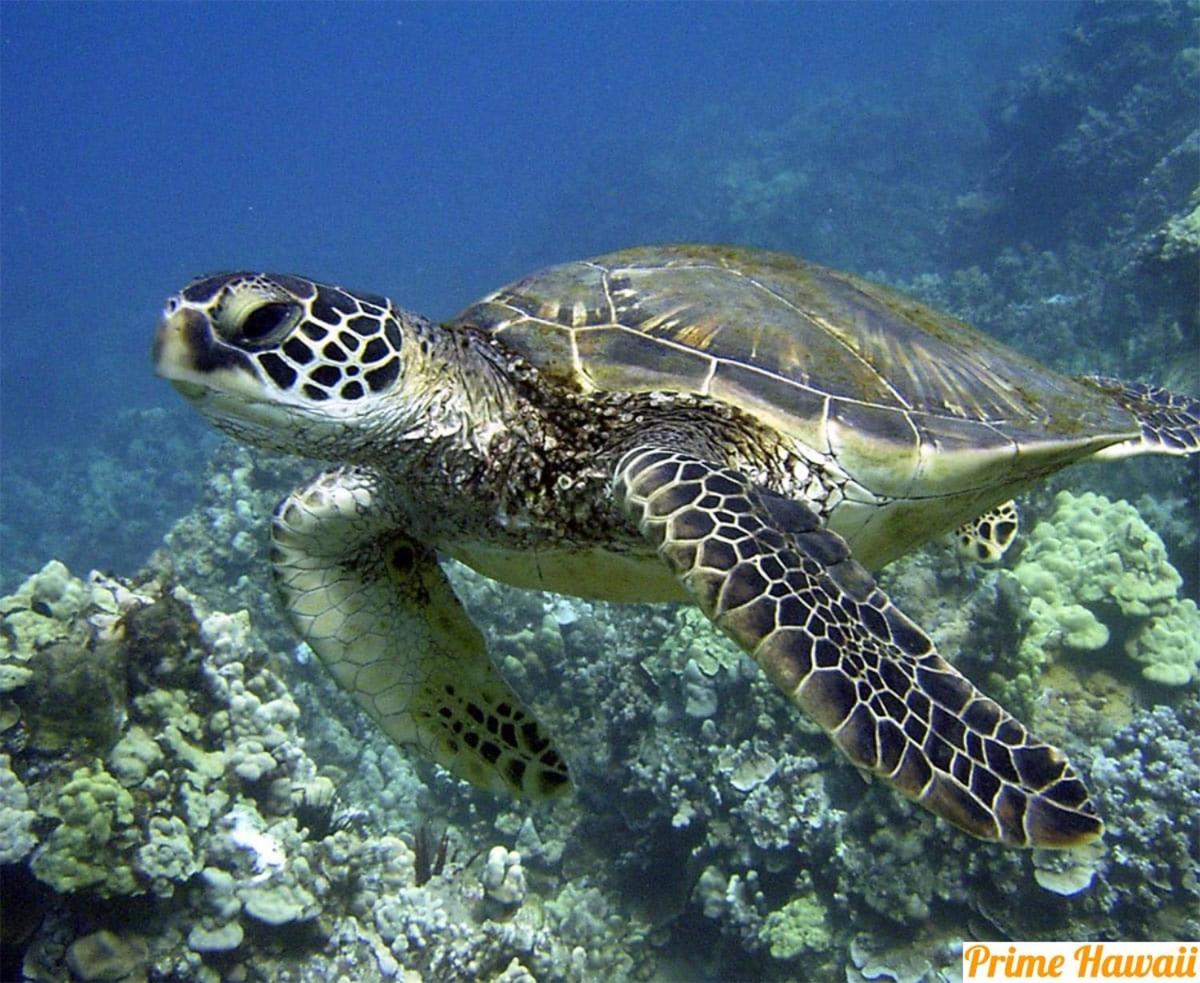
[153,245,1200,848]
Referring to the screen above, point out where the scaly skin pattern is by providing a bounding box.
[270,466,571,798]
[613,446,1102,847]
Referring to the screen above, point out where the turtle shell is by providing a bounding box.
[452,245,1137,500]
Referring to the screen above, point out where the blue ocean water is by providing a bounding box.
[1,1,1069,473]
[2,3,1198,981]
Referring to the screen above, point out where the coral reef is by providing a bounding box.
[159,441,307,646]
[1089,700,1200,936]
[0,753,36,865]
[0,564,654,981]
[1014,491,1200,686]
[1151,190,1200,264]
[760,891,832,961]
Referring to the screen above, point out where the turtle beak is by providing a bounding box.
[153,308,205,390]
[153,306,259,400]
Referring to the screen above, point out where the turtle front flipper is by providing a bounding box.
[614,447,1102,848]
[270,467,569,799]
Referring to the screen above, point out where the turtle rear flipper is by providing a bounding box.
[615,446,1102,848]
[1082,377,1200,459]
[955,500,1019,564]
[270,467,569,799]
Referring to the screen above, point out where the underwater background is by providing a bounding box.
[1,2,1197,981]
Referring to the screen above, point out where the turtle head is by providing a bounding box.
[155,272,428,456]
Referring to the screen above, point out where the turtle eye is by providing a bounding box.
[238,302,300,348]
